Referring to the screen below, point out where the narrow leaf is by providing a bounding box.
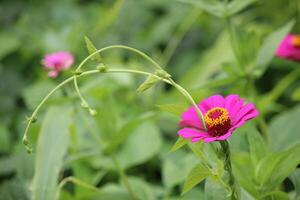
[137,75,160,93]
[170,137,188,152]
[178,0,224,17]
[32,106,71,200]
[84,36,102,62]
[254,20,295,77]
[182,163,211,194]
[226,0,257,16]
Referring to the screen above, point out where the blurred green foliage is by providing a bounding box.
[0,0,300,199]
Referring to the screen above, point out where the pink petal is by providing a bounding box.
[206,95,225,108]
[225,95,245,119]
[231,109,259,128]
[231,103,255,124]
[48,70,59,78]
[204,137,218,143]
[191,137,203,142]
[178,128,209,139]
[179,107,204,130]
[276,34,300,62]
[216,129,234,140]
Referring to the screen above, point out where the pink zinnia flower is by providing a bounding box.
[276,34,300,62]
[178,94,259,143]
[42,51,74,78]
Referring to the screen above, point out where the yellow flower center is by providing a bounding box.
[291,35,300,47]
[204,107,231,136]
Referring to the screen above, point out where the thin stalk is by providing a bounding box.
[111,155,136,200]
[219,141,240,200]
[160,8,200,66]
[224,16,243,69]
[296,0,300,32]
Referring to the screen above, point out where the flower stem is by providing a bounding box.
[219,140,240,200]
[111,155,136,200]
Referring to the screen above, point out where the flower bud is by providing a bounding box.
[96,63,107,73]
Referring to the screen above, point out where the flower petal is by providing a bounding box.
[206,95,225,108]
[231,109,259,129]
[179,107,204,129]
[216,129,234,140]
[178,128,209,139]
[232,103,258,125]
[225,95,244,119]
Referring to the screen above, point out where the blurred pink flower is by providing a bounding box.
[178,94,259,143]
[276,34,300,62]
[42,51,74,78]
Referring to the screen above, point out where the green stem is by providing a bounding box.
[168,79,207,130]
[56,176,101,199]
[74,44,207,130]
[224,16,242,69]
[160,8,200,66]
[111,155,136,200]
[296,0,300,32]
[219,141,239,200]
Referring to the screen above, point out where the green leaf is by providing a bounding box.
[178,0,224,18]
[156,103,187,116]
[292,86,300,101]
[254,20,295,77]
[32,106,72,200]
[205,176,231,200]
[117,122,162,169]
[84,36,102,62]
[232,153,258,198]
[104,112,155,153]
[180,32,234,89]
[289,169,300,198]
[260,191,290,200]
[22,80,62,109]
[246,124,267,167]
[255,144,300,192]
[269,105,300,151]
[182,163,211,194]
[0,32,20,59]
[225,0,257,16]
[137,75,161,93]
[127,177,156,200]
[170,137,188,152]
[162,152,198,189]
[0,180,29,200]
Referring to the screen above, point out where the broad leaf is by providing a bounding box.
[32,106,72,200]
[162,152,198,189]
[255,144,300,192]
[289,169,300,198]
[246,124,267,167]
[254,20,295,77]
[117,122,162,169]
[205,176,231,200]
[182,163,211,194]
[269,105,300,151]
[104,112,155,153]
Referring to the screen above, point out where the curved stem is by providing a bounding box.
[23,69,171,152]
[77,45,163,71]
[74,44,206,129]
[168,78,207,130]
